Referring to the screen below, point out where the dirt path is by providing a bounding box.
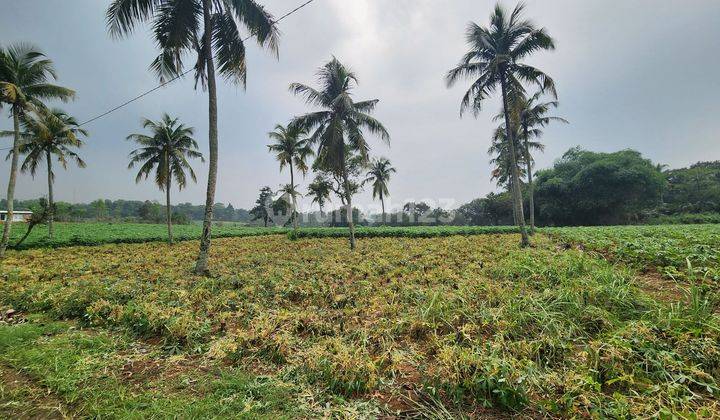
[633,270,687,304]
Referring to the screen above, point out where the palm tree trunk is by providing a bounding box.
[46,150,54,238]
[380,193,386,225]
[289,164,298,231]
[14,222,36,249]
[0,107,22,260]
[500,73,530,247]
[166,158,173,245]
[342,167,356,250]
[195,0,219,275]
[508,178,518,226]
[522,126,535,235]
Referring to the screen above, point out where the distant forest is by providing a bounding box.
[3,150,719,227]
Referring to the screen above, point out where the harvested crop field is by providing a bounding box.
[1,231,719,418]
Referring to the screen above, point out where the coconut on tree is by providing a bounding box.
[267,123,313,231]
[107,0,280,274]
[126,114,204,244]
[0,43,75,259]
[3,108,88,238]
[363,157,395,224]
[445,3,556,247]
[290,57,390,249]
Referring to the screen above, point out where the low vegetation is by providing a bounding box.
[548,224,720,284]
[1,229,718,417]
[6,222,287,250]
[288,225,519,239]
[6,222,522,250]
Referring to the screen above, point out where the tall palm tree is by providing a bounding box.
[127,114,204,244]
[0,43,75,259]
[363,157,395,223]
[290,57,390,249]
[307,175,332,219]
[488,124,526,191]
[445,3,556,247]
[512,91,567,233]
[267,123,313,231]
[6,108,88,238]
[488,122,542,226]
[107,0,279,274]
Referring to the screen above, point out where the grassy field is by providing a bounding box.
[6,222,288,249]
[1,226,719,418]
[548,224,720,284]
[6,222,521,250]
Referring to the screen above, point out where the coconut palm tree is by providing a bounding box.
[13,197,50,249]
[488,122,543,226]
[512,91,567,233]
[107,0,280,274]
[0,43,75,259]
[267,123,313,231]
[5,108,88,238]
[127,114,204,244]
[290,57,390,249]
[307,175,332,219]
[488,124,526,192]
[445,3,556,247]
[363,157,395,223]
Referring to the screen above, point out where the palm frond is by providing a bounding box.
[107,0,161,38]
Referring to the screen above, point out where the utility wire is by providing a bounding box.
[78,0,315,128]
[0,0,317,151]
[78,0,316,128]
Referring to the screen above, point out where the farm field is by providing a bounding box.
[6,222,288,250]
[1,226,719,418]
[548,224,720,284]
[6,222,521,250]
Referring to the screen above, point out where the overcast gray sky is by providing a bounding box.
[2,0,719,211]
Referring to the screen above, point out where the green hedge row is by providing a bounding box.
[288,225,519,239]
[9,223,521,250]
[8,223,289,250]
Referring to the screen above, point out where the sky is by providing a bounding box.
[1,0,719,212]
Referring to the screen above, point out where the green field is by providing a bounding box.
[7,222,521,250]
[6,222,287,249]
[548,224,720,283]
[0,225,720,418]
[1,224,718,418]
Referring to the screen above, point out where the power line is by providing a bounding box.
[0,0,318,149]
[79,0,315,127]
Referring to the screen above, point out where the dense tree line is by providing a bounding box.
[534,148,665,225]
[4,151,718,229]
[661,161,720,215]
[0,198,251,224]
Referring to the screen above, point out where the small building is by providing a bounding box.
[0,210,33,222]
